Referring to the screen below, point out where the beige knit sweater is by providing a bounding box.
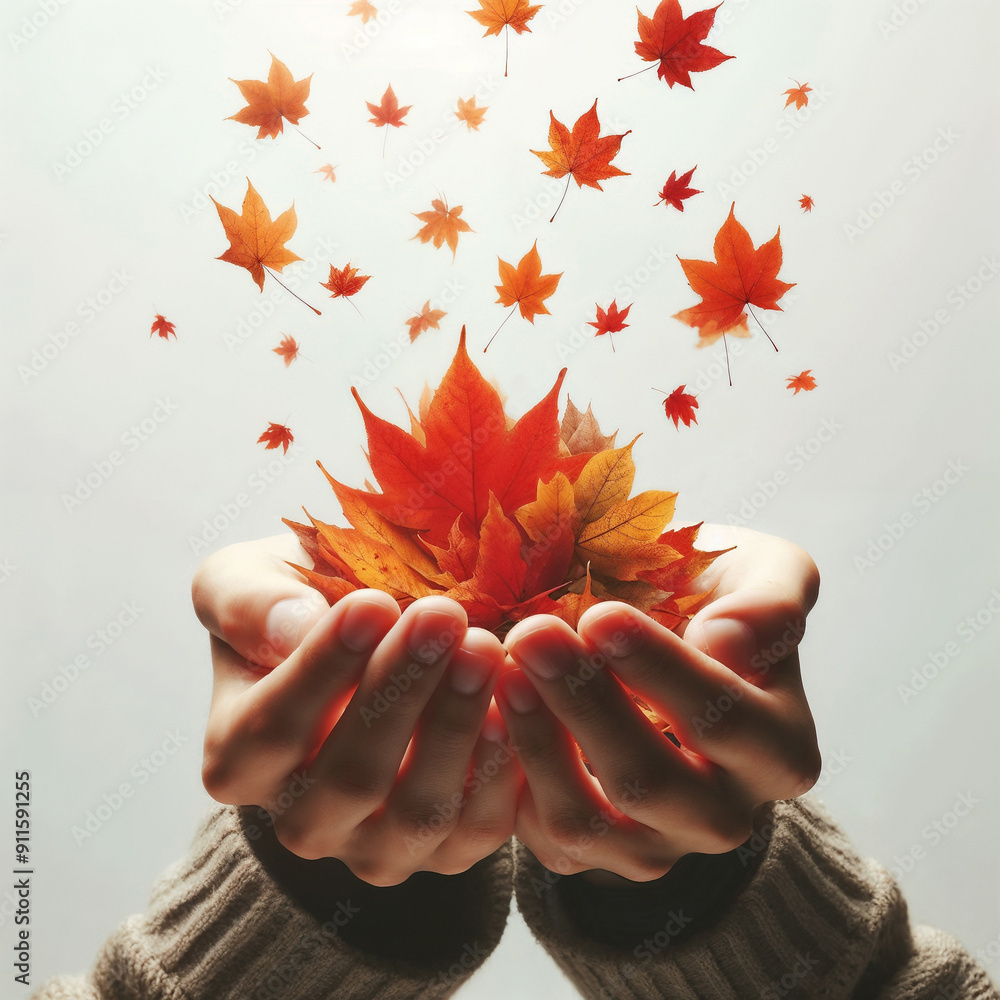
[32,795,998,1000]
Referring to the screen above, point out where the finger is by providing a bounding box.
[192,533,329,668]
[203,590,401,804]
[276,598,468,856]
[376,629,503,863]
[496,669,675,880]
[504,616,706,815]
[679,525,820,683]
[578,603,819,801]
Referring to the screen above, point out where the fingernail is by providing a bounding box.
[449,649,496,696]
[265,596,326,657]
[700,618,757,669]
[339,600,390,653]
[502,672,541,714]
[509,630,576,679]
[408,610,463,662]
[581,607,644,658]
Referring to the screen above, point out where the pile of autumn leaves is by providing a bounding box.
[284,331,728,636]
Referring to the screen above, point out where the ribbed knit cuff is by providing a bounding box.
[513,795,919,1000]
[89,803,513,1000]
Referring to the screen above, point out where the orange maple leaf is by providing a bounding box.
[786,370,817,394]
[657,385,699,428]
[655,165,701,210]
[799,194,814,213]
[348,1,377,21]
[588,300,632,351]
[455,95,489,131]
[150,314,176,340]
[411,197,473,260]
[314,164,337,183]
[211,180,320,313]
[282,329,727,639]
[367,84,411,155]
[466,0,541,76]
[625,0,734,90]
[489,240,562,348]
[673,203,795,361]
[226,52,312,141]
[272,334,300,366]
[531,99,631,222]
[784,80,812,109]
[259,422,294,453]
[406,301,447,342]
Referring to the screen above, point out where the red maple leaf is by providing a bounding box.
[588,300,632,350]
[655,165,701,210]
[624,0,734,90]
[272,334,300,366]
[258,422,294,453]
[786,370,817,394]
[784,81,812,109]
[321,263,371,316]
[150,314,176,340]
[799,194,815,213]
[657,385,699,428]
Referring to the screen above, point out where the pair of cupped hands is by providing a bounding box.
[193,524,822,887]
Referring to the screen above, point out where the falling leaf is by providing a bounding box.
[784,80,812,109]
[273,334,300,366]
[561,398,618,454]
[367,84,411,128]
[786,370,817,394]
[150,314,176,340]
[588,300,632,348]
[411,197,473,260]
[656,165,701,210]
[259,422,294,453]
[406,301,447,342]
[673,203,795,352]
[531,99,631,221]
[348,0,377,21]
[321,263,371,301]
[625,0,733,90]
[211,179,303,294]
[455,95,489,131]
[226,52,312,141]
[282,329,724,638]
[314,164,337,183]
[466,0,541,76]
[799,194,814,213]
[658,385,699,428]
[489,240,562,348]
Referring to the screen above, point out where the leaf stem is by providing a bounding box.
[264,266,322,315]
[484,305,518,353]
[618,63,658,83]
[293,125,321,150]
[723,332,732,386]
[382,127,388,159]
[346,296,366,320]
[746,305,779,351]
[550,174,572,223]
[504,24,509,78]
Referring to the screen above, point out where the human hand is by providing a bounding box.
[495,524,822,882]
[192,534,519,885]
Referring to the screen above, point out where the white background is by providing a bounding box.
[2,0,998,995]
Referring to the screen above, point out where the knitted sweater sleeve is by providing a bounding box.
[512,795,999,1000]
[30,803,513,1000]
